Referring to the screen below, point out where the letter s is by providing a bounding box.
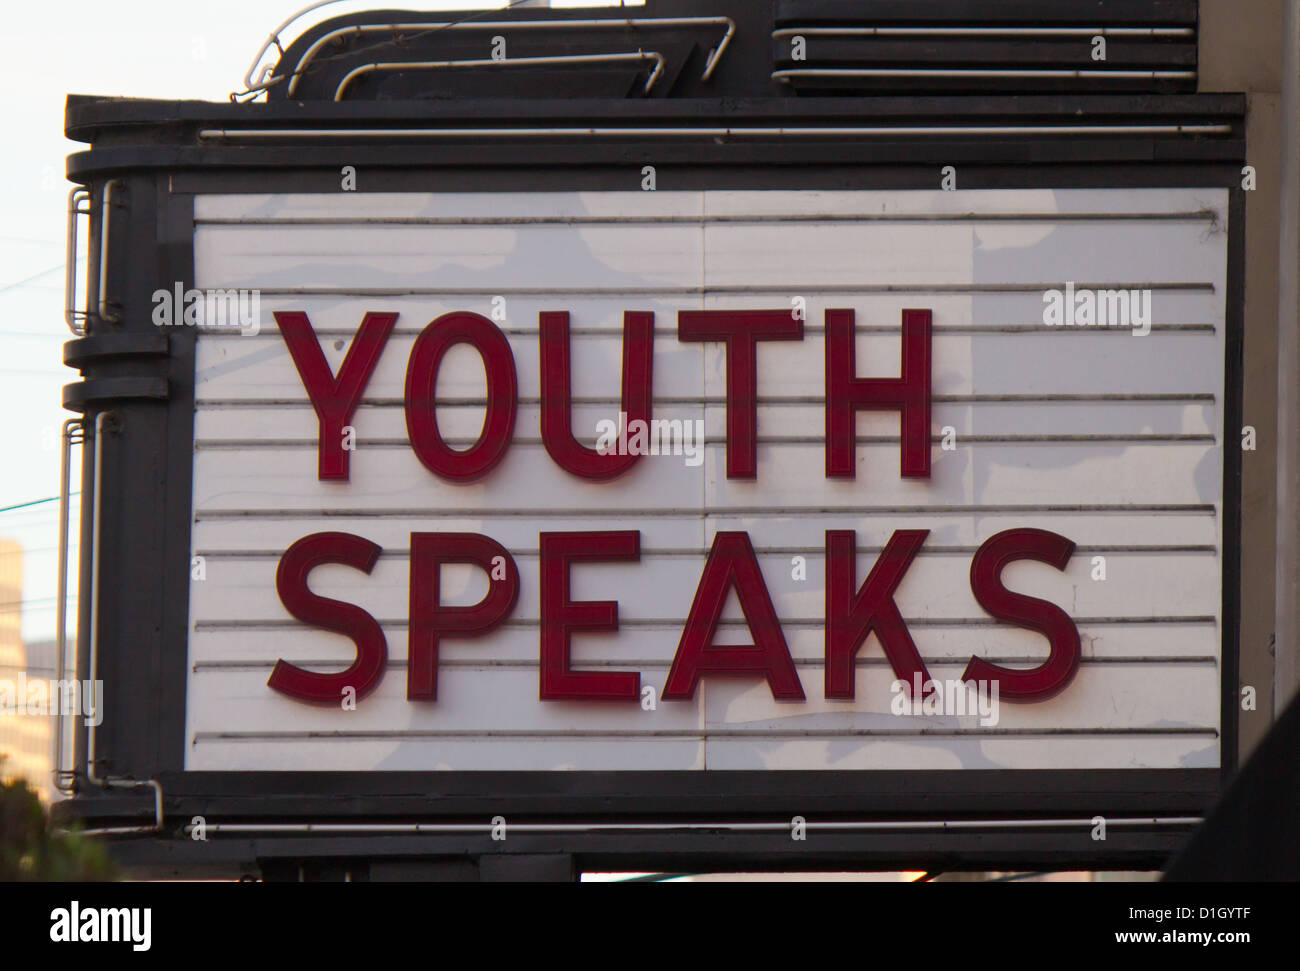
[962,528,1080,701]
[269,532,387,703]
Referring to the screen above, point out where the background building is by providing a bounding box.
[0,540,54,801]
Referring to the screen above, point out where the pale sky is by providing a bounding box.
[0,0,636,641]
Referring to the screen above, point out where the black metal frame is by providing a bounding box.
[58,89,1246,875]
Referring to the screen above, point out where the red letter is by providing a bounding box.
[269,532,387,704]
[825,308,931,478]
[405,311,517,481]
[678,310,803,478]
[825,529,933,699]
[540,311,654,479]
[663,532,804,700]
[539,531,641,700]
[962,528,1081,701]
[408,533,519,701]
[275,310,397,481]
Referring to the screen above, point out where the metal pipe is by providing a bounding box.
[284,16,735,96]
[333,51,666,102]
[64,188,91,336]
[71,410,166,836]
[771,27,1195,39]
[187,816,1202,836]
[84,411,109,784]
[96,180,121,325]
[774,68,1197,81]
[52,418,84,796]
[198,123,1232,141]
[243,0,356,90]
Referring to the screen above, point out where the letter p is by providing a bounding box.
[408,533,520,700]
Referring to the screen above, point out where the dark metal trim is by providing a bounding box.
[1222,186,1246,776]
[63,92,1247,139]
[62,377,168,412]
[63,332,168,368]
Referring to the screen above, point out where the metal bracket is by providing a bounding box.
[76,779,164,838]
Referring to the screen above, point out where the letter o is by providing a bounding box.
[405,311,517,481]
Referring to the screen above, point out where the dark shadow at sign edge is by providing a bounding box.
[1163,688,1300,880]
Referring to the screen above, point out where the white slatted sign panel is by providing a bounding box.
[185,188,1227,771]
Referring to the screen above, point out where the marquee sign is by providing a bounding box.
[185,187,1227,774]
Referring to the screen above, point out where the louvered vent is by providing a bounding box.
[772,0,1198,95]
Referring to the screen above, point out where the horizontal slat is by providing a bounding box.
[187,548,1219,624]
[196,331,1224,400]
[190,511,1219,552]
[190,290,1222,338]
[193,188,1220,222]
[194,399,1216,442]
[190,621,1220,666]
[184,734,1216,771]
[772,40,1196,69]
[773,72,1196,96]
[195,221,1223,290]
[700,735,1217,771]
[184,664,1218,734]
[190,441,1221,510]
[772,1,1198,28]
